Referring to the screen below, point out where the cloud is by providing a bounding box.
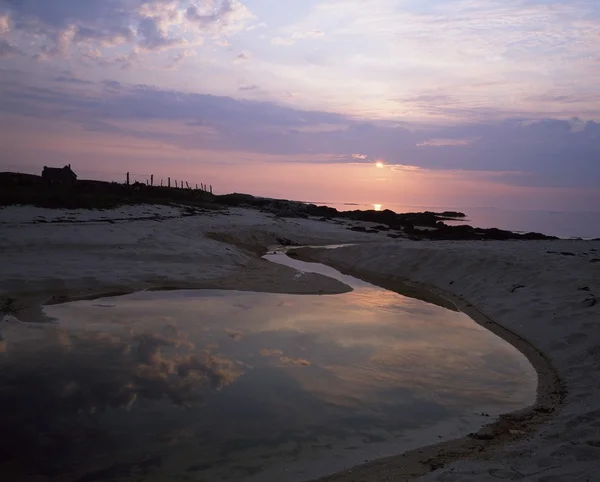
[0,14,10,34]
[262,0,600,121]
[52,72,94,84]
[233,50,251,62]
[292,29,324,41]
[417,138,473,147]
[271,29,325,46]
[239,84,259,91]
[101,79,122,89]
[0,0,254,62]
[352,153,368,159]
[185,0,254,35]
[137,16,182,51]
[164,48,195,69]
[0,39,21,58]
[271,36,295,46]
[2,0,135,57]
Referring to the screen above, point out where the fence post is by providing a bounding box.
[161,179,163,187]
[210,185,213,194]
[168,177,171,188]
[150,175,154,186]
[126,172,130,186]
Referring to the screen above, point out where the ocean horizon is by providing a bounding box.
[314,202,600,240]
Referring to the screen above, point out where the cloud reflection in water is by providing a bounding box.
[0,283,536,481]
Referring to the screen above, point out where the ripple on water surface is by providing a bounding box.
[0,255,536,482]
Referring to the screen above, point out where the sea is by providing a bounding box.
[317,203,600,240]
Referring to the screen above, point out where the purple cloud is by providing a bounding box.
[0,38,21,58]
[0,70,598,190]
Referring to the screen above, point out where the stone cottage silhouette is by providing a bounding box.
[42,165,77,184]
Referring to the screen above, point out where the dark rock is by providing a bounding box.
[560,252,576,256]
[522,231,556,240]
[484,228,514,240]
[510,284,526,293]
[583,297,597,308]
[305,204,339,218]
[349,226,368,232]
[216,193,258,206]
[591,259,600,263]
[440,211,466,218]
[578,286,591,292]
[209,193,558,242]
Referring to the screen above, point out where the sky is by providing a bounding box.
[1,0,599,211]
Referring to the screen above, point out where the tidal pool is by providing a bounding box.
[0,253,536,482]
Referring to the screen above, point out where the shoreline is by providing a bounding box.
[291,247,565,481]
[1,206,597,481]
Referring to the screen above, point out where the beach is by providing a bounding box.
[1,204,599,481]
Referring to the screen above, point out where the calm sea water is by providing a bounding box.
[320,203,600,239]
[0,254,535,482]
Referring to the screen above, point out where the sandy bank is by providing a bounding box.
[0,206,387,322]
[294,241,599,481]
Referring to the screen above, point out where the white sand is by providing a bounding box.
[0,203,184,224]
[302,240,600,481]
[0,206,387,314]
[1,205,599,480]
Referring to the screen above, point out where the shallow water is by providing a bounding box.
[0,253,536,482]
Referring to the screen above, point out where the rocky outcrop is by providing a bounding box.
[213,193,556,241]
[412,224,557,241]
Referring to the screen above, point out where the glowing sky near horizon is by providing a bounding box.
[1,0,599,210]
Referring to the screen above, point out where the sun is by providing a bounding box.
[375,161,385,168]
